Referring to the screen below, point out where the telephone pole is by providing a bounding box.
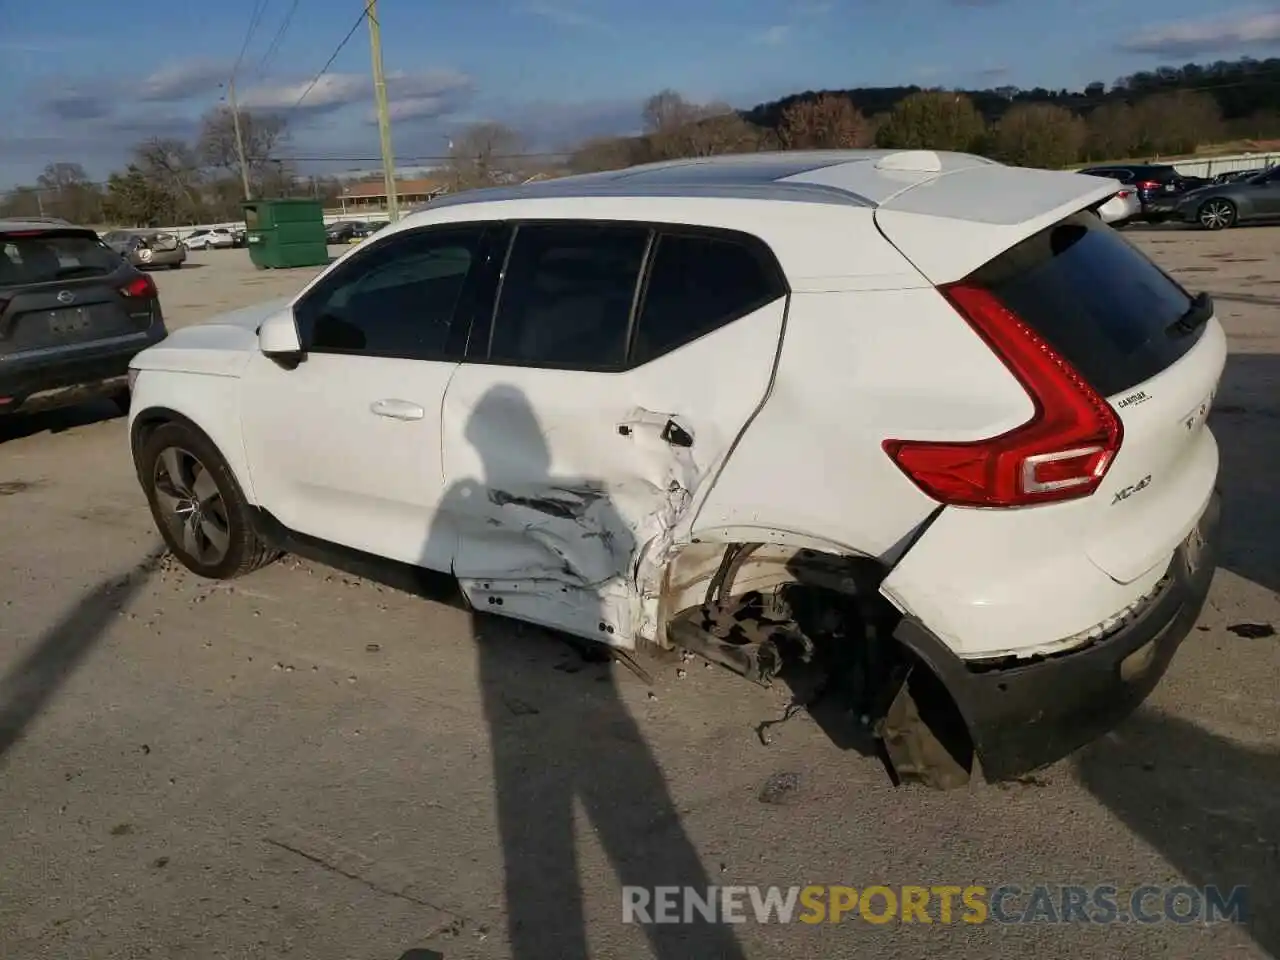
[228,77,253,201]
[366,0,399,221]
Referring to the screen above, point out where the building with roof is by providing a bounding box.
[338,176,450,212]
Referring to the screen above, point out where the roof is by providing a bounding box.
[423,150,1001,212]
[342,176,449,200]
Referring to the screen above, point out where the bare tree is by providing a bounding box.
[133,138,205,222]
[638,91,770,161]
[643,89,704,134]
[1084,102,1139,161]
[568,135,637,173]
[1132,91,1223,156]
[446,122,526,190]
[34,162,104,223]
[778,94,872,150]
[197,106,289,194]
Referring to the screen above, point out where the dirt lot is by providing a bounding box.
[1,231,1278,960]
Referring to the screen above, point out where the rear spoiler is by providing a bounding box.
[873,166,1119,285]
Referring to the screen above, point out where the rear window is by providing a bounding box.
[0,231,121,286]
[967,212,1199,397]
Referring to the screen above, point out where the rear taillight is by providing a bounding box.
[1137,179,1160,191]
[883,283,1122,508]
[120,274,157,299]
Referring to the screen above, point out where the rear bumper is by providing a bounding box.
[894,489,1220,782]
[0,326,165,414]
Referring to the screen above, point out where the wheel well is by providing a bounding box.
[660,540,976,787]
[130,408,228,482]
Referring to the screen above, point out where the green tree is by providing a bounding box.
[101,166,183,227]
[990,103,1086,168]
[875,91,988,152]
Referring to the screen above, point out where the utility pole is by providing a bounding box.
[366,0,399,221]
[228,77,253,201]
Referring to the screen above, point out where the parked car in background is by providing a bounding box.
[1077,164,1209,222]
[126,150,1223,789]
[184,228,236,250]
[325,220,373,244]
[0,220,168,416]
[103,230,188,270]
[1172,164,1280,229]
[229,226,248,248]
[1094,187,1141,226]
[1211,168,1264,185]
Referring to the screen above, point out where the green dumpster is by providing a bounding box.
[243,198,329,269]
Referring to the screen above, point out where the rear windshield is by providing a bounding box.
[0,231,121,286]
[968,212,1200,397]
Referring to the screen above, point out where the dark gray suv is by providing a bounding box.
[0,221,168,416]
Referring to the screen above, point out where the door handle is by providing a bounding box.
[370,398,425,421]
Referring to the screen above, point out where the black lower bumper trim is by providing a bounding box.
[0,333,160,413]
[893,490,1221,782]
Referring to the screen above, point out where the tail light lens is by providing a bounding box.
[1137,179,1160,191]
[882,283,1122,508]
[120,274,157,299]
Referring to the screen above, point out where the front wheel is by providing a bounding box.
[139,422,278,579]
[1198,199,1237,230]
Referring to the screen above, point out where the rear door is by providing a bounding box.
[439,220,788,643]
[945,212,1225,581]
[0,229,155,357]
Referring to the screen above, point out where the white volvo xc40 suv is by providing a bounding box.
[127,150,1225,787]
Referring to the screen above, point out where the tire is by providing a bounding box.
[169,262,183,270]
[139,421,278,579]
[1198,199,1237,230]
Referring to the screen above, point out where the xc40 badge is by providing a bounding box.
[1112,474,1153,505]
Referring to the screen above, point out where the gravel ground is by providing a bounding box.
[1,229,1277,960]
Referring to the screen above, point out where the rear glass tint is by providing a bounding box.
[967,212,1199,397]
[0,231,121,285]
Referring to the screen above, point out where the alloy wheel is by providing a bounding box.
[1198,201,1235,230]
[152,446,231,565]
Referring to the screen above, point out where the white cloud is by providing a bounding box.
[241,69,473,118]
[1121,10,1280,56]
[137,60,230,102]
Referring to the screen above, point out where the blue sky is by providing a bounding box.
[2,0,1280,186]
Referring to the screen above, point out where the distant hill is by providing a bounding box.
[741,56,1280,132]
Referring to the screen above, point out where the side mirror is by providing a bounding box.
[258,308,304,368]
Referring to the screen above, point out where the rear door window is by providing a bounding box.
[0,231,121,285]
[967,212,1199,397]
[487,223,650,368]
[632,230,785,363]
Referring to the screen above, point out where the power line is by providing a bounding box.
[254,0,302,79]
[290,0,375,113]
[231,0,272,83]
